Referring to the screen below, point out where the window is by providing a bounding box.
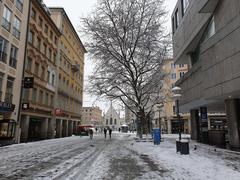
[50,95,54,107]
[16,0,24,12]
[43,43,47,54]
[47,70,50,83]
[53,53,56,64]
[203,16,216,41]
[171,63,175,69]
[39,90,43,104]
[51,74,55,85]
[2,6,12,31]
[41,66,45,80]
[0,73,4,99]
[0,36,8,63]
[59,73,61,80]
[45,92,49,105]
[172,73,176,79]
[38,17,43,27]
[54,36,58,44]
[48,48,52,60]
[179,64,185,68]
[44,24,48,34]
[110,118,112,125]
[23,89,29,101]
[31,8,36,19]
[9,45,18,68]
[13,16,21,39]
[181,0,190,16]
[180,72,185,77]
[26,57,32,71]
[32,88,37,102]
[106,119,108,125]
[173,106,176,114]
[114,119,116,125]
[172,17,175,34]
[50,31,53,40]
[34,62,39,76]
[36,37,41,50]
[5,76,14,103]
[28,31,34,44]
[175,9,179,29]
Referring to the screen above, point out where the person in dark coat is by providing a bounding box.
[109,128,112,138]
[89,128,93,139]
[104,128,107,138]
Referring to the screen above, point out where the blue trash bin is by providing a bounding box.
[153,128,161,145]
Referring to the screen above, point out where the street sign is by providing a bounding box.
[22,103,29,110]
[23,77,34,88]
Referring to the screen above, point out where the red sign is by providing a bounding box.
[55,108,63,116]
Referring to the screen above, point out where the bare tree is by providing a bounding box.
[82,0,170,136]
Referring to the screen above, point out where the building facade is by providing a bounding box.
[0,0,30,144]
[82,106,102,126]
[153,59,190,134]
[49,8,86,138]
[104,104,124,130]
[172,0,240,148]
[20,0,61,142]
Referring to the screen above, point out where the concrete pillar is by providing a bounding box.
[73,121,76,134]
[41,118,48,140]
[190,109,200,140]
[20,115,30,142]
[47,118,55,139]
[62,120,68,137]
[68,120,73,136]
[225,99,240,149]
[167,119,171,134]
[56,119,62,138]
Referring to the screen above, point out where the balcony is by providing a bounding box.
[71,64,80,72]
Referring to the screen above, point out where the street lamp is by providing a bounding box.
[172,86,182,141]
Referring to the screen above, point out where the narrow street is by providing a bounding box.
[0,133,240,180]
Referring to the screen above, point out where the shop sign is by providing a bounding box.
[55,108,63,116]
[22,103,29,110]
[24,77,34,88]
[200,107,208,132]
[0,101,15,112]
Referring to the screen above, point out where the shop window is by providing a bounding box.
[0,120,16,138]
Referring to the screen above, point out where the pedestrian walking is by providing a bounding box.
[118,128,121,133]
[104,128,107,138]
[89,128,93,139]
[109,128,112,138]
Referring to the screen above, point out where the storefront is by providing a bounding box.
[0,102,16,145]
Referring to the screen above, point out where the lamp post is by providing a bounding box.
[172,87,182,141]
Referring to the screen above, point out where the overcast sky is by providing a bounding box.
[44,0,178,113]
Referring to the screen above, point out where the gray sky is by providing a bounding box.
[44,0,178,113]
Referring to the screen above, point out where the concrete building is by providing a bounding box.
[104,104,124,130]
[172,0,240,148]
[82,106,102,126]
[49,8,86,138]
[0,0,30,144]
[153,59,190,134]
[20,0,61,142]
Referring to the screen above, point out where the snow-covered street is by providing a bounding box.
[0,133,240,180]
